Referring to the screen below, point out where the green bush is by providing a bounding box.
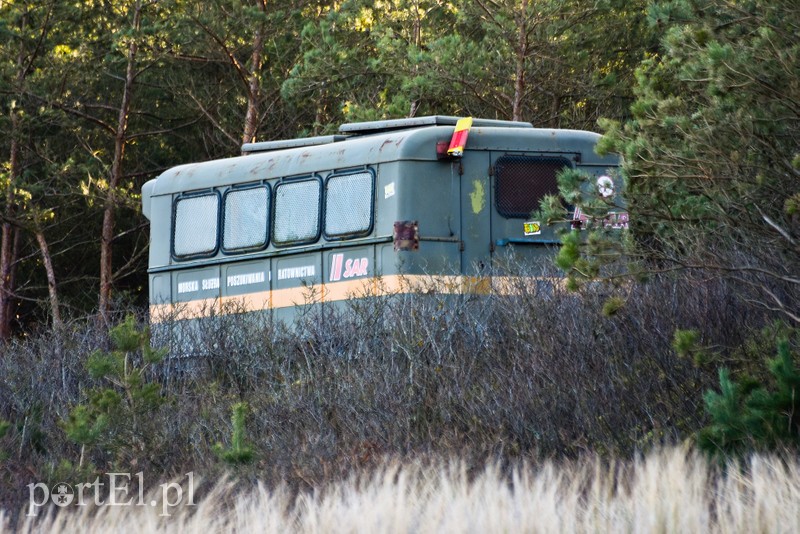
[699,334,799,456]
[214,402,255,466]
[61,315,168,469]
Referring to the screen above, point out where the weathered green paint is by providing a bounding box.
[141,116,621,325]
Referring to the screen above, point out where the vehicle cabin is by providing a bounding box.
[141,116,621,324]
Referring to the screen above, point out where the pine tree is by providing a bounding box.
[698,337,800,456]
[214,402,255,466]
[62,315,167,468]
[554,0,800,324]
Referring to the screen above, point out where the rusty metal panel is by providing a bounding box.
[393,221,419,251]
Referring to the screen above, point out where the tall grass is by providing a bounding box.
[5,447,799,533]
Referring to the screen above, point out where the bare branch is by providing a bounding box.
[188,92,240,148]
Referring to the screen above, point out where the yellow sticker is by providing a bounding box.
[523,221,541,236]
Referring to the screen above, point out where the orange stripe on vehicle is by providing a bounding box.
[149,274,560,322]
[220,291,271,312]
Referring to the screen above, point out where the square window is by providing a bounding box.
[495,156,570,218]
[223,186,269,251]
[173,194,219,257]
[325,172,373,238]
[273,179,321,245]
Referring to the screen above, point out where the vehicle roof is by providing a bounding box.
[148,125,610,196]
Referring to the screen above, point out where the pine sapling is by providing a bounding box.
[214,402,255,466]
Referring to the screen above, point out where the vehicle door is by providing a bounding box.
[458,149,493,275]
[489,152,578,263]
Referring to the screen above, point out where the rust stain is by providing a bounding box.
[393,220,419,251]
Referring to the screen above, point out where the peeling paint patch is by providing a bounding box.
[470,180,485,214]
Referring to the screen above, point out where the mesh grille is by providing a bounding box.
[273,179,321,244]
[325,172,373,237]
[173,194,219,257]
[223,187,269,251]
[494,156,569,218]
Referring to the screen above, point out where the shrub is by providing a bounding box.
[61,315,168,470]
[0,264,778,514]
[699,333,800,456]
[214,402,255,466]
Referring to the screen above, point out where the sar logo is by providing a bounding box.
[330,253,369,281]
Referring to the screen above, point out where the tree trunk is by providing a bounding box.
[0,152,19,341]
[241,0,267,145]
[241,31,263,144]
[35,229,62,331]
[0,12,29,341]
[99,0,142,326]
[549,94,561,128]
[408,0,421,118]
[512,0,528,123]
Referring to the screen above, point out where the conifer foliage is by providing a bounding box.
[699,335,799,456]
[214,402,255,466]
[62,315,167,468]
[552,0,800,323]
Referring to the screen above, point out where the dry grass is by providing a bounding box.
[4,447,799,533]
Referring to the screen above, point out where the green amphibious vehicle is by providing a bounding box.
[141,116,621,324]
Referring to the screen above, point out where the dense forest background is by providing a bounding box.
[1,0,796,334]
[1,0,655,332]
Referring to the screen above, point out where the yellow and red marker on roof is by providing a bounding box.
[446,117,473,157]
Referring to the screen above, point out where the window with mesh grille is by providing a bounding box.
[273,178,321,245]
[223,186,270,252]
[494,155,570,218]
[173,193,219,257]
[325,172,373,238]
